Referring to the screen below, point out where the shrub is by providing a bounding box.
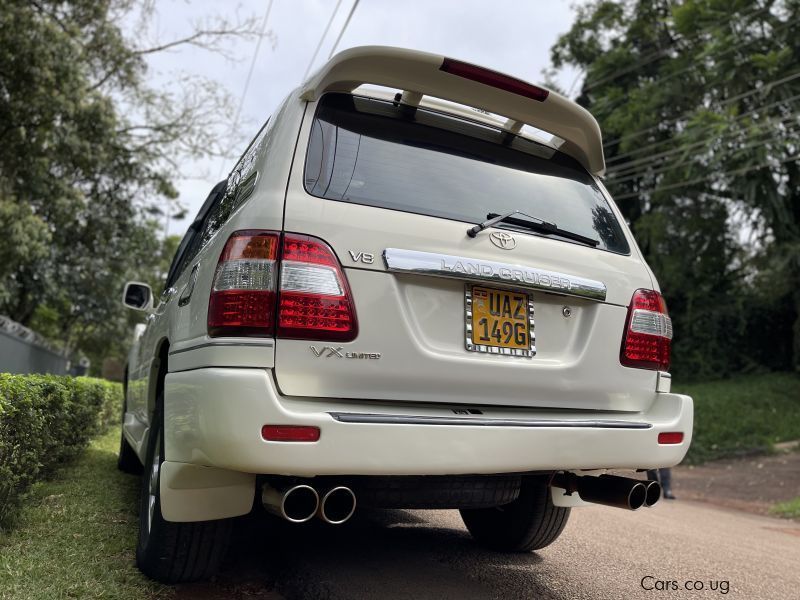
[0,374,121,527]
[676,372,800,464]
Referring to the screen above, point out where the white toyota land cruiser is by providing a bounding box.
[120,47,693,583]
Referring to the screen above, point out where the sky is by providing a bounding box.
[138,0,581,236]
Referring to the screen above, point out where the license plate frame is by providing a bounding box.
[465,285,536,357]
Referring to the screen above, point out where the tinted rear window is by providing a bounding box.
[304,93,629,254]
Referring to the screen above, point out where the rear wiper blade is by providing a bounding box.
[468,210,599,247]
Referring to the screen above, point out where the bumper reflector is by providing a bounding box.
[262,425,321,442]
[657,432,684,445]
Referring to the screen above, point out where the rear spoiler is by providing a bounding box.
[300,46,605,176]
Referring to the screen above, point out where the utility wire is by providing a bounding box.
[607,120,800,186]
[302,0,343,82]
[613,153,800,201]
[583,4,769,91]
[217,0,274,181]
[605,99,800,177]
[593,15,800,116]
[605,96,800,170]
[328,0,360,59]
[603,70,800,153]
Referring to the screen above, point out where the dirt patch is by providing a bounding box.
[671,448,800,517]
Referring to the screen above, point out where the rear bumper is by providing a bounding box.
[163,367,693,476]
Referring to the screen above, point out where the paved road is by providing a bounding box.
[179,500,800,600]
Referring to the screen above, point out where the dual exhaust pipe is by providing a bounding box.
[551,473,661,511]
[262,483,357,524]
[264,472,659,521]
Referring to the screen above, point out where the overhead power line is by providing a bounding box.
[606,95,800,171]
[583,4,769,91]
[217,0,274,180]
[328,0,360,59]
[607,120,800,186]
[612,153,800,201]
[605,99,800,178]
[602,70,800,153]
[302,0,343,82]
[593,15,800,116]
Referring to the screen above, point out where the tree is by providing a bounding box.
[0,1,270,373]
[550,0,800,377]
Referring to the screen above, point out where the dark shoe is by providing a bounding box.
[663,490,676,500]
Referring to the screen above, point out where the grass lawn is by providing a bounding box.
[770,497,800,520]
[675,372,800,464]
[0,429,171,600]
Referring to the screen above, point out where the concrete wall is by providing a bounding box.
[0,316,68,375]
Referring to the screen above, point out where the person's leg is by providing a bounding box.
[659,468,675,499]
[646,469,659,482]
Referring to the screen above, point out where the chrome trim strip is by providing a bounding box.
[384,248,607,302]
[168,340,274,356]
[329,413,651,429]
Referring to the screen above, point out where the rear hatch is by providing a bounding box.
[275,92,657,412]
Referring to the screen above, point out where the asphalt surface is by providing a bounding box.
[179,500,800,600]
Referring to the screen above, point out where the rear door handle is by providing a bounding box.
[179,264,199,307]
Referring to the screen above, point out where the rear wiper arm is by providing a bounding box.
[468,210,599,247]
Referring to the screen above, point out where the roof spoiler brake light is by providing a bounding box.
[300,46,605,176]
[439,58,549,103]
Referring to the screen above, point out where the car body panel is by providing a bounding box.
[120,49,693,525]
[164,367,693,476]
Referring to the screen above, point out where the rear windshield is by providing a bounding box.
[304,93,630,254]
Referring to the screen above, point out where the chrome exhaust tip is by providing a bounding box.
[597,474,647,510]
[262,484,320,523]
[318,486,357,525]
[552,473,648,511]
[643,479,662,507]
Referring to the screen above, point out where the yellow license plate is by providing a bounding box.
[467,286,534,357]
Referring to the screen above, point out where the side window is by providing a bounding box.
[164,229,196,291]
[161,176,232,293]
[201,119,271,247]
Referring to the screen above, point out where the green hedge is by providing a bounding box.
[0,374,121,527]
[676,372,800,464]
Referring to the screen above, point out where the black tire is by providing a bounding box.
[135,399,232,583]
[460,476,570,552]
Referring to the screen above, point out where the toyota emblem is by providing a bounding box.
[489,231,516,250]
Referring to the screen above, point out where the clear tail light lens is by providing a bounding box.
[207,231,357,341]
[620,289,672,371]
[277,234,358,341]
[208,231,279,337]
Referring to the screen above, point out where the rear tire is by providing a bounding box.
[135,398,232,583]
[460,476,570,552]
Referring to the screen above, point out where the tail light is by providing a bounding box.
[620,289,672,371]
[208,231,357,341]
[440,58,549,102]
[278,234,358,341]
[208,231,279,337]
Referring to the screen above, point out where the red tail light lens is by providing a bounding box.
[208,231,357,341]
[208,231,279,337]
[277,234,358,341]
[620,289,672,371]
[440,57,550,102]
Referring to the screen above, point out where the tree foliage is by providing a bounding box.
[0,0,266,372]
[551,0,800,378]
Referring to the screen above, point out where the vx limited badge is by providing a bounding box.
[310,346,381,360]
[489,231,516,250]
